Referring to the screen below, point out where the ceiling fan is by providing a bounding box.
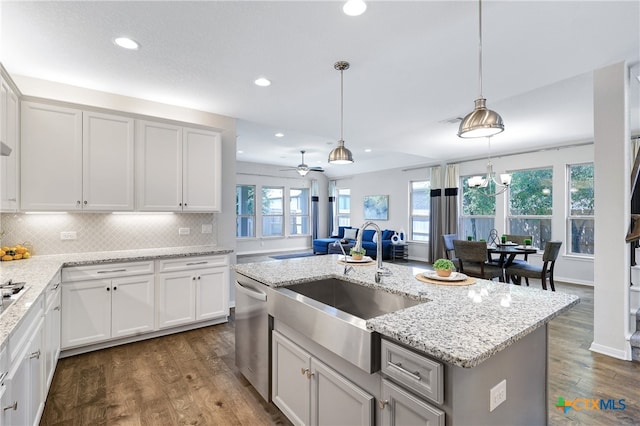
[281,150,325,176]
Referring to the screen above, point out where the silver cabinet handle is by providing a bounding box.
[3,402,17,412]
[186,261,207,266]
[389,361,421,381]
[29,349,41,360]
[53,306,60,311]
[0,371,7,383]
[300,368,313,379]
[51,282,61,291]
[379,400,389,409]
[97,269,126,274]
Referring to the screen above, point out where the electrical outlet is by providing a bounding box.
[60,231,77,240]
[201,224,213,234]
[179,227,190,236]
[489,379,507,412]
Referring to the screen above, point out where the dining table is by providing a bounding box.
[487,243,537,267]
[487,243,538,283]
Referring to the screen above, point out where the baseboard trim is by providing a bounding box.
[589,341,632,361]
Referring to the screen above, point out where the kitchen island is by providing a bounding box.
[234,254,579,425]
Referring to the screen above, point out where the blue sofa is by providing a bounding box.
[312,226,396,259]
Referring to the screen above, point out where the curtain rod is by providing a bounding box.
[237,172,314,181]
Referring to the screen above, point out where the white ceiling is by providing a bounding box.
[1,1,639,178]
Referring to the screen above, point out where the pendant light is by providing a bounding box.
[328,61,354,164]
[458,0,504,138]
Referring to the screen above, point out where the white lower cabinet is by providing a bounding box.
[43,274,61,391]
[272,331,374,426]
[2,316,44,426]
[61,264,155,349]
[157,256,229,329]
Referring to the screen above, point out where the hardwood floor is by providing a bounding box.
[41,278,639,425]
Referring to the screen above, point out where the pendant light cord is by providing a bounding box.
[340,68,344,141]
[478,0,483,99]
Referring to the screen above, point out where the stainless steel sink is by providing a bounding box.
[284,279,421,320]
[268,278,424,373]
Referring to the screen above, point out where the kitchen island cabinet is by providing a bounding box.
[234,255,579,426]
[272,330,374,426]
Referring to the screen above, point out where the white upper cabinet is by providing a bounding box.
[0,74,19,211]
[21,102,135,211]
[83,111,134,211]
[183,127,221,212]
[135,120,183,211]
[136,120,221,212]
[21,101,83,211]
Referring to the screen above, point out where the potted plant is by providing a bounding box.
[524,238,532,247]
[350,246,366,260]
[433,258,455,277]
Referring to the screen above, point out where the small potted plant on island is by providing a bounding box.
[350,246,366,261]
[433,258,455,277]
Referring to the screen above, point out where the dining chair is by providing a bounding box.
[442,234,459,268]
[504,241,562,291]
[452,240,503,281]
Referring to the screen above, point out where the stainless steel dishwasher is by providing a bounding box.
[235,274,270,402]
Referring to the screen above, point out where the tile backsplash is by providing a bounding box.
[0,212,217,255]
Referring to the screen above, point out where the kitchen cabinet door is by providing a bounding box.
[27,320,45,424]
[310,358,373,426]
[21,101,83,211]
[380,378,445,426]
[0,75,19,212]
[61,280,111,348]
[182,127,221,212]
[156,271,196,329]
[272,331,311,426]
[44,282,61,389]
[194,267,228,322]
[135,120,183,211]
[111,274,155,338]
[83,111,134,211]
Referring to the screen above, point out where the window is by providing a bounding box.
[337,188,351,227]
[410,181,430,241]
[262,186,284,236]
[290,188,310,235]
[567,163,594,255]
[507,167,553,248]
[236,185,255,238]
[460,175,495,241]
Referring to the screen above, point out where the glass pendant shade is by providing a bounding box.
[297,168,310,177]
[328,140,354,164]
[458,98,504,138]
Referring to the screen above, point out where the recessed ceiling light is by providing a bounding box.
[364,148,372,153]
[114,37,139,50]
[237,150,244,154]
[275,133,284,138]
[254,77,271,87]
[343,0,367,16]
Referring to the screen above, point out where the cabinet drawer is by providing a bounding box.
[381,339,443,405]
[62,261,154,281]
[157,255,228,273]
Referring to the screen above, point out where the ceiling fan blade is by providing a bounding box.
[309,167,325,172]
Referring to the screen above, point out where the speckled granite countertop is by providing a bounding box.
[0,246,233,352]
[233,255,580,368]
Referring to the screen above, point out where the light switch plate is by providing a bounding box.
[60,231,77,240]
[490,379,507,412]
[201,224,213,234]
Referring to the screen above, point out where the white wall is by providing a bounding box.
[236,161,328,255]
[334,166,432,262]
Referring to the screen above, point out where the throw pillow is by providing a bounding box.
[372,231,377,242]
[344,228,357,240]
